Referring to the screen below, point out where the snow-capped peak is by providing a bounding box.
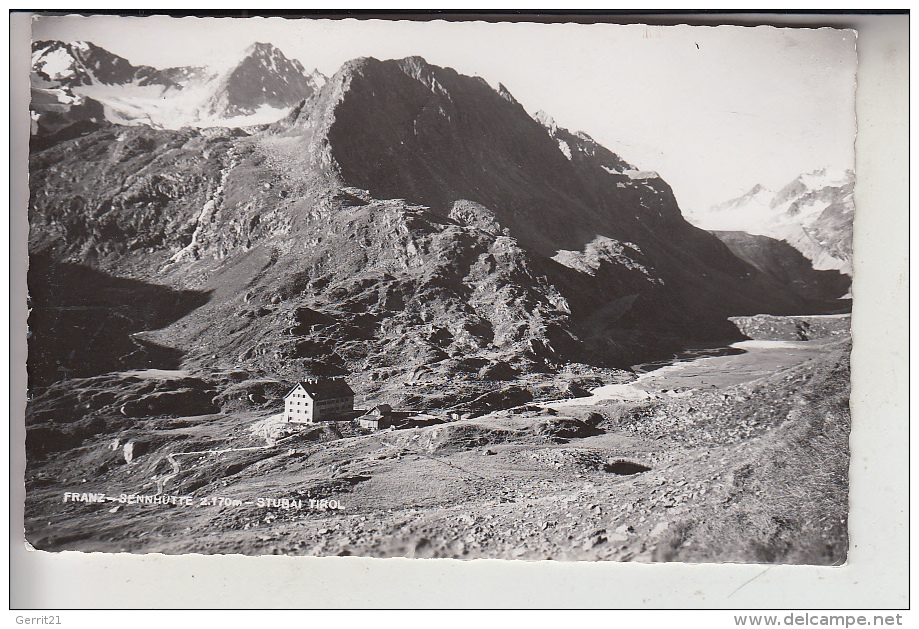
[235,42,303,72]
[684,167,855,274]
[31,39,327,131]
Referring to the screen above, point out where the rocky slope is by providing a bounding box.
[686,169,855,275]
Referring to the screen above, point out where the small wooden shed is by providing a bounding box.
[359,404,393,430]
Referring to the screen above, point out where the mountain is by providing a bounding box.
[29,40,324,139]
[27,55,847,403]
[31,40,197,88]
[686,169,855,275]
[30,40,174,145]
[202,42,324,118]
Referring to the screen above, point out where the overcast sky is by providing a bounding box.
[32,15,857,211]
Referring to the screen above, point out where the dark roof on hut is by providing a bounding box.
[360,404,392,419]
[287,378,354,400]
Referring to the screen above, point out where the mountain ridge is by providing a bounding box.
[31,39,206,89]
[30,40,324,135]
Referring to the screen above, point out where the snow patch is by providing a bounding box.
[788,198,831,224]
[310,70,326,89]
[73,77,293,129]
[730,340,811,350]
[533,110,557,134]
[31,45,52,67]
[537,383,652,410]
[37,48,76,79]
[557,139,572,160]
[196,104,292,128]
[624,169,659,180]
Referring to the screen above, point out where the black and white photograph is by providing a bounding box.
[22,14,861,566]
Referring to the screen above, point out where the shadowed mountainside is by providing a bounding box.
[27,255,210,388]
[712,231,851,303]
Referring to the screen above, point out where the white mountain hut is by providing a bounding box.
[284,378,355,423]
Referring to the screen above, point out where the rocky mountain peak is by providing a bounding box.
[203,42,321,118]
[244,41,280,55]
[31,39,207,92]
[397,55,433,76]
[32,39,145,87]
[234,42,306,75]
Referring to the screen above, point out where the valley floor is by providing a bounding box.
[23,319,850,564]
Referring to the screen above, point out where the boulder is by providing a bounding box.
[478,360,517,381]
[560,381,592,399]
